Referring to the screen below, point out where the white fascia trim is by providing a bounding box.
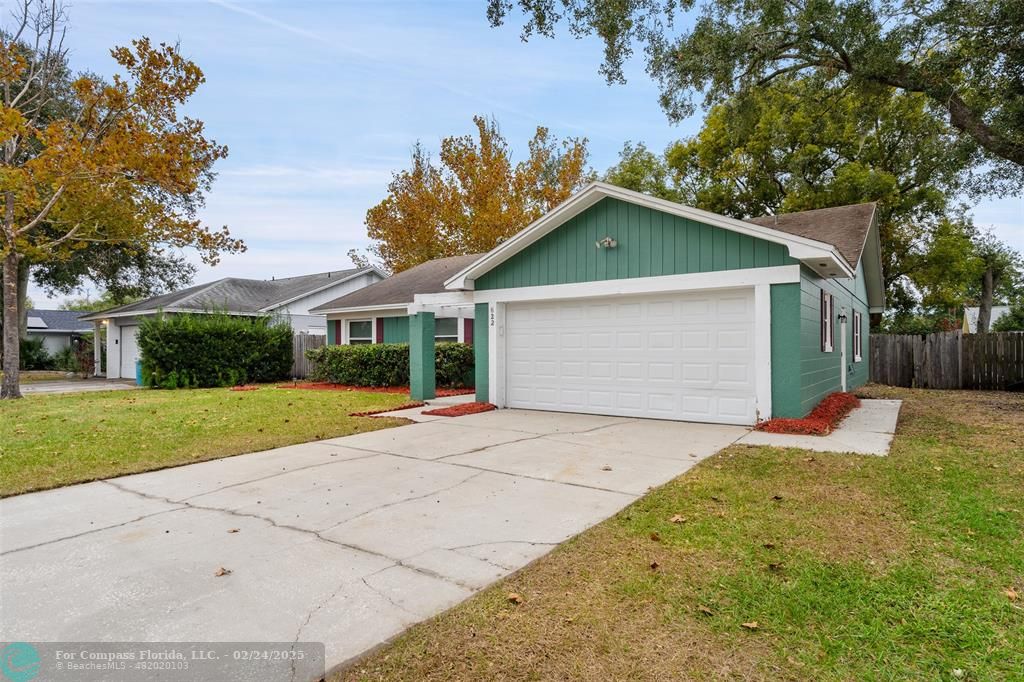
[317,303,410,316]
[445,182,850,290]
[472,265,800,304]
[259,267,388,313]
[407,291,476,315]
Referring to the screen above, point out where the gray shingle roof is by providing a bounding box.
[26,309,92,332]
[747,202,877,269]
[311,254,485,312]
[81,267,376,320]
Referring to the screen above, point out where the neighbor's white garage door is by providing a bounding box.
[120,324,141,379]
[505,289,757,425]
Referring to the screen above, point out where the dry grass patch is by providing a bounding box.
[342,388,1024,681]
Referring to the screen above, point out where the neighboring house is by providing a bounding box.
[962,306,1010,334]
[81,267,384,379]
[26,309,92,355]
[310,254,483,346]
[392,182,884,425]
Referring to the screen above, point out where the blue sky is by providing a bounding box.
[31,0,1023,305]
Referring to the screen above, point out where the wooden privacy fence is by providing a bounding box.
[870,331,1024,390]
[291,334,325,378]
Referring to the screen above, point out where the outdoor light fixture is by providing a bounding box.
[596,236,618,249]
[837,312,848,323]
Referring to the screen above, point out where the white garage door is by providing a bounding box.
[120,324,141,379]
[505,289,757,425]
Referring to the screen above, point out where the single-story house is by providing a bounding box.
[81,266,384,379]
[310,254,483,346]
[962,306,1010,334]
[352,182,883,425]
[26,309,92,355]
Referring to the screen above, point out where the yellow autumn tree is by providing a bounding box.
[1,3,244,398]
[366,116,592,273]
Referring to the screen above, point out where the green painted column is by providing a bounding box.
[474,302,489,402]
[409,311,436,400]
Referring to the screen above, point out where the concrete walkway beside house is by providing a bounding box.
[0,410,746,680]
[20,378,137,395]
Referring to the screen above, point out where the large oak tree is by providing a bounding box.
[1,2,244,398]
[488,0,1024,177]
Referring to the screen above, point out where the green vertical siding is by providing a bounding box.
[770,283,803,418]
[382,316,410,344]
[796,264,870,416]
[474,302,488,402]
[475,197,796,289]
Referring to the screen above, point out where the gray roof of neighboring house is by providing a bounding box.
[747,202,877,269]
[963,306,1011,333]
[311,254,485,312]
[81,267,379,321]
[26,309,92,332]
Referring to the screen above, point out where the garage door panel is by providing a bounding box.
[505,289,757,425]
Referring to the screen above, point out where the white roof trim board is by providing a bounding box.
[445,182,855,291]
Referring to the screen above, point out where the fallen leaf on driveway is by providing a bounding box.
[214,567,232,577]
[507,593,523,605]
[227,528,240,534]
[600,465,613,471]
[670,514,686,524]
[741,621,759,630]
[1006,587,1019,602]
[698,605,714,616]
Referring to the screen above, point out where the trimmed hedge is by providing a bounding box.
[305,342,474,388]
[139,312,293,389]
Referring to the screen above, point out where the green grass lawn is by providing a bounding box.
[342,387,1024,682]
[0,386,412,497]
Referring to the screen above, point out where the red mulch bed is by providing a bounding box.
[229,385,260,392]
[277,383,474,398]
[755,392,861,436]
[421,402,497,417]
[349,402,426,417]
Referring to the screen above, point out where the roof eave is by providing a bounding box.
[258,267,387,312]
[312,302,411,316]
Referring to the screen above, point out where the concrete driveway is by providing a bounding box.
[0,409,746,678]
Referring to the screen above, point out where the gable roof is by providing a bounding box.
[310,254,485,314]
[444,182,884,310]
[80,267,382,321]
[444,182,858,292]
[747,202,877,270]
[26,309,92,332]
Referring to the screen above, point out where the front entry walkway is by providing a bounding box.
[0,410,746,679]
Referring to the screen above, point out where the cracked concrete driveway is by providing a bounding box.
[0,409,746,678]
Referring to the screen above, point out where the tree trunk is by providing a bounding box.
[2,250,23,399]
[978,267,994,334]
[17,258,29,336]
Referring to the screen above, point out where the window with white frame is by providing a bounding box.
[820,290,834,353]
[347,319,373,345]
[435,317,458,343]
[853,312,863,362]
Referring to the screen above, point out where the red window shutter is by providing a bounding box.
[820,290,827,352]
[334,320,341,345]
[375,317,384,343]
[463,318,474,345]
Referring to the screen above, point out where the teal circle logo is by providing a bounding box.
[0,643,39,682]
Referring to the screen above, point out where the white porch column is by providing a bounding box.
[93,321,103,376]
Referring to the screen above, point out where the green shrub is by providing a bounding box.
[20,337,54,370]
[52,347,78,372]
[306,342,474,388]
[138,312,293,389]
[435,342,474,388]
